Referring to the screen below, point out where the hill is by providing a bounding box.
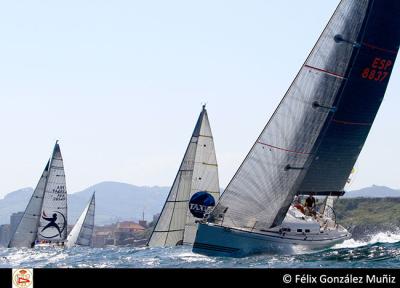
[0,182,169,225]
[344,185,400,198]
[335,198,400,239]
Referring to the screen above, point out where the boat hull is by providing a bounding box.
[192,223,350,257]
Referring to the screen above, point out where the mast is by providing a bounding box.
[66,192,95,247]
[210,0,400,230]
[147,105,220,246]
[37,141,68,243]
[8,161,50,248]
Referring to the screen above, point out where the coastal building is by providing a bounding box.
[10,212,24,237]
[0,224,10,247]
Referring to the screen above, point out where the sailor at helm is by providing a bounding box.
[304,193,316,217]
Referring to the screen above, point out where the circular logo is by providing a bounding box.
[12,269,33,288]
[39,211,66,239]
[189,191,215,218]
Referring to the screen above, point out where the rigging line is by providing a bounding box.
[362,42,397,55]
[332,119,372,126]
[257,141,313,155]
[304,65,347,79]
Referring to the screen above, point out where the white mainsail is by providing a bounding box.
[183,110,220,244]
[8,161,50,248]
[37,142,68,243]
[210,1,371,230]
[148,105,220,246]
[66,192,95,247]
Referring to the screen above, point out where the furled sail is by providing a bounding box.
[210,0,400,230]
[148,106,220,246]
[8,161,50,248]
[66,192,95,247]
[37,142,68,242]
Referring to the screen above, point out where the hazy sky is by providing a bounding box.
[1,0,399,198]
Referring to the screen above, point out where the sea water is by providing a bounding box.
[1,232,399,268]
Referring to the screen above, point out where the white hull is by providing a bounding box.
[193,222,350,257]
[34,243,65,248]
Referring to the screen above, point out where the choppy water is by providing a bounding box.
[1,232,399,268]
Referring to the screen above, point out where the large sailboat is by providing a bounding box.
[66,192,95,248]
[8,141,68,248]
[147,105,220,247]
[193,0,400,257]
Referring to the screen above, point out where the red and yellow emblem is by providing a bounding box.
[12,269,33,288]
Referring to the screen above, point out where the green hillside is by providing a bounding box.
[334,198,400,239]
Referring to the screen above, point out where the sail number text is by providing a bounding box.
[361,57,393,82]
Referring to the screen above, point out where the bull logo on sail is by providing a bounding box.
[39,211,66,239]
[189,191,215,219]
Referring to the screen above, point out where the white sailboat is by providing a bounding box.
[8,161,50,248]
[147,105,220,246]
[8,141,68,248]
[66,192,95,248]
[193,0,400,257]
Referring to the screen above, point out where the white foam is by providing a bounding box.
[333,231,400,249]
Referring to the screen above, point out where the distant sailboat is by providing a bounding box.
[8,161,50,248]
[8,141,68,248]
[147,105,220,246]
[193,0,400,257]
[66,192,95,248]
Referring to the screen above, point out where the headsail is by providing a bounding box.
[148,106,220,246]
[321,196,336,220]
[37,142,68,242]
[66,192,95,247]
[8,161,50,248]
[210,0,400,230]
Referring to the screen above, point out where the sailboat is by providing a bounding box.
[66,192,95,248]
[8,141,68,248]
[147,105,220,247]
[193,0,400,257]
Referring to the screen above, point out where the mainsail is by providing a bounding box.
[210,0,400,230]
[66,192,95,247]
[148,105,220,246]
[8,161,50,248]
[37,142,68,242]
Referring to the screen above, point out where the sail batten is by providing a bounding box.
[148,106,220,246]
[210,0,400,230]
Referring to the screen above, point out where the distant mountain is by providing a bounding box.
[0,187,33,226]
[1,183,399,226]
[0,182,169,226]
[344,185,400,198]
[68,182,169,225]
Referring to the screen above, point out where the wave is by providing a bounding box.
[333,230,400,249]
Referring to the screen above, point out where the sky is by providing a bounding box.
[0,0,399,198]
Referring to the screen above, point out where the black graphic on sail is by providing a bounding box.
[38,142,68,241]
